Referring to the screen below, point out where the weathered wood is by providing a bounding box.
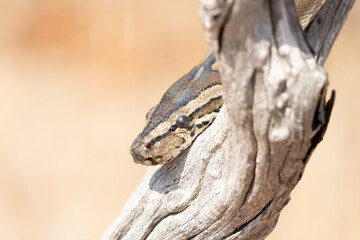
[305,0,356,65]
[101,0,354,239]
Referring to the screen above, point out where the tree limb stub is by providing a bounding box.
[102,0,354,239]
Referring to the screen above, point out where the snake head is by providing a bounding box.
[130,108,197,165]
[130,52,222,165]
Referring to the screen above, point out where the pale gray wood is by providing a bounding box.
[101,0,354,239]
[305,0,355,65]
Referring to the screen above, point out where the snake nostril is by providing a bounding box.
[145,142,152,149]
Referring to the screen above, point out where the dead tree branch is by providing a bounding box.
[102,0,354,239]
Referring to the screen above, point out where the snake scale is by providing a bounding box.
[131,0,325,165]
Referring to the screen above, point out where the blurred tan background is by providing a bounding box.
[0,1,359,239]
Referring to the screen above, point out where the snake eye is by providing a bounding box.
[176,115,190,128]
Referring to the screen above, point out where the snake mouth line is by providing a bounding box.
[131,149,163,165]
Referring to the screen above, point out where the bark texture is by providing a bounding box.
[102,0,354,239]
